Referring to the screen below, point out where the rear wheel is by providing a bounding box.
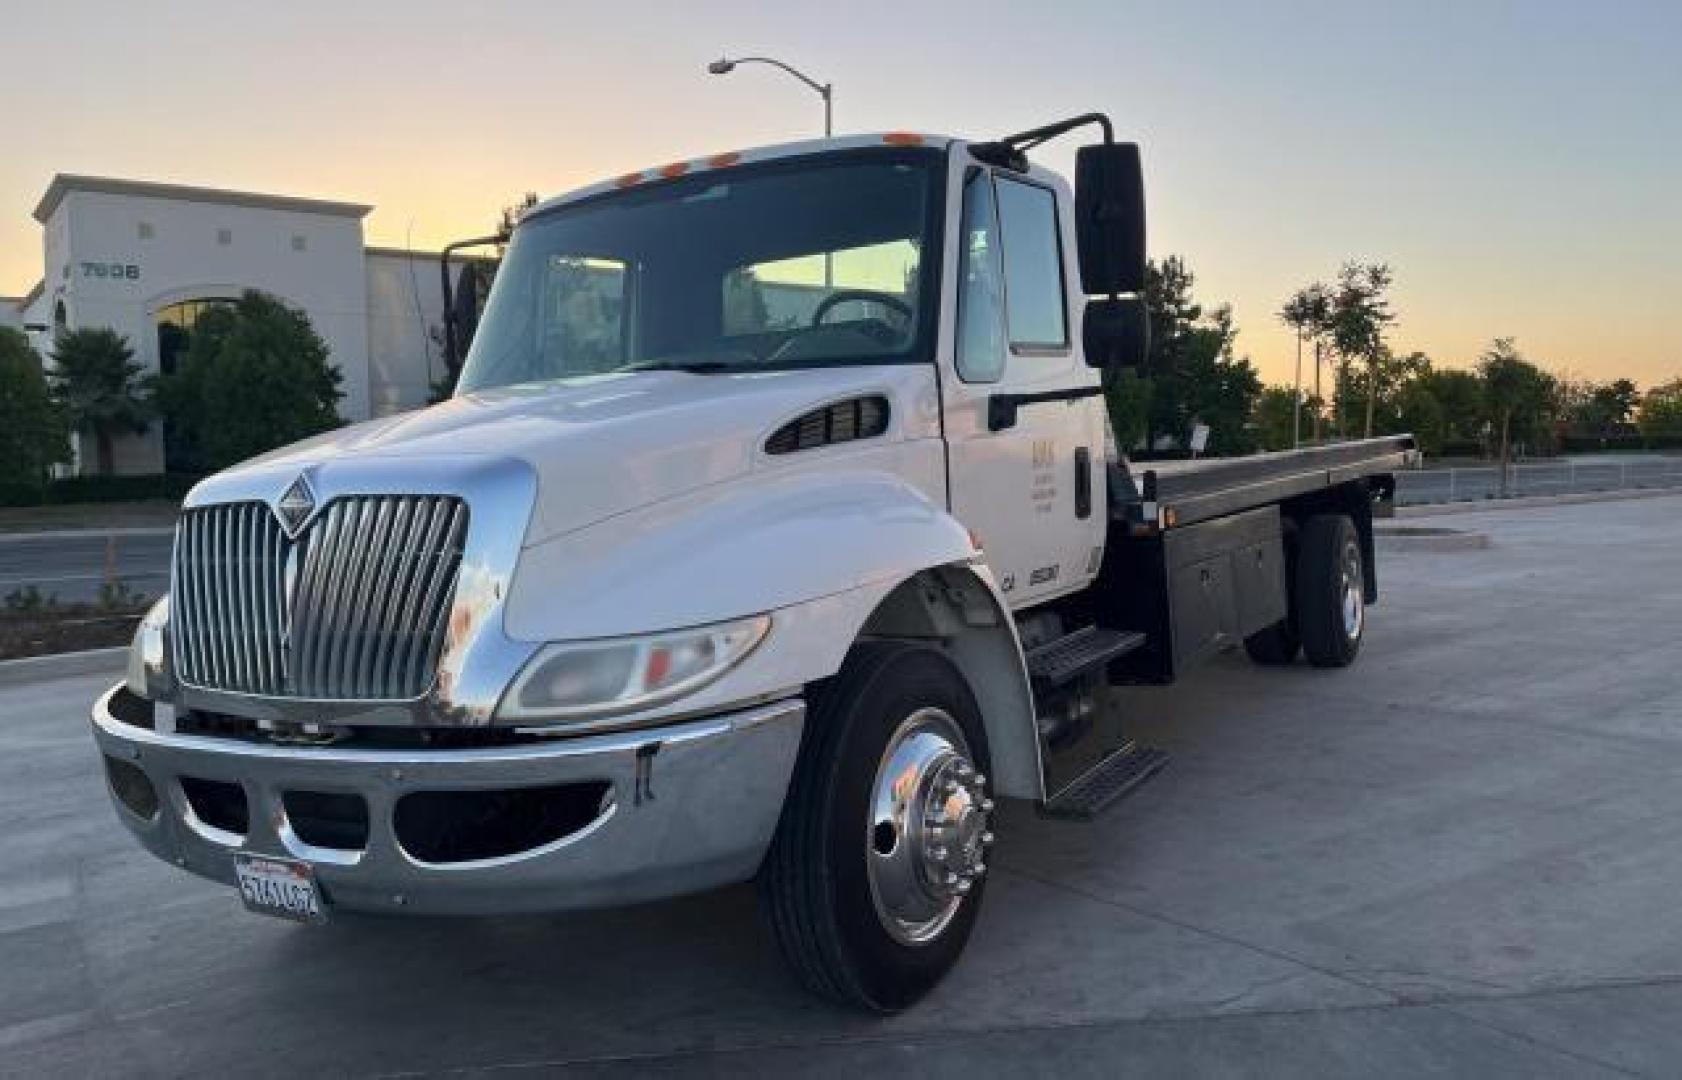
[760,641,993,1012]
[1244,619,1300,665]
[1297,513,1365,667]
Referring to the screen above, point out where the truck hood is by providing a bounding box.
[228,367,933,546]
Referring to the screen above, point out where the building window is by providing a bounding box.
[291,234,307,252]
[155,298,234,375]
[156,297,235,473]
[217,228,233,246]
[138,222,154,240]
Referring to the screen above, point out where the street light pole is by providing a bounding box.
[707,54,836,285]
[708,55,833,137]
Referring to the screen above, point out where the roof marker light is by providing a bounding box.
[615,172,644,188]
[706,151,743,168]
[882,132,925,146]
[659,162,690,179]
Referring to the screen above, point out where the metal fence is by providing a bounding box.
[1395,458,1682,506]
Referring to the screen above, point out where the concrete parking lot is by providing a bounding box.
[4,494,1682,1076]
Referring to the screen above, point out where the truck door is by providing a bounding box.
[942,164,1108,608]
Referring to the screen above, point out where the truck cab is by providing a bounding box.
[94,120,1408,1012]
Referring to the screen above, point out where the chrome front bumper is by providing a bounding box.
[91,685,804,916]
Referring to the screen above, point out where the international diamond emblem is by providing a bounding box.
[275,475,316,537]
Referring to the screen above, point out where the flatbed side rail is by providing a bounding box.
[1111,436,1418,529]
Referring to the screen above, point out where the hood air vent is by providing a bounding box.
[765,396,891,455]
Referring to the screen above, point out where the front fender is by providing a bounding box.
[505,467,977,642]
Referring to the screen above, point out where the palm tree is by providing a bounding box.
[1280,283,1332,443]
[48,328,152,475]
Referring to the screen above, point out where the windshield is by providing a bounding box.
[457,150,943,392]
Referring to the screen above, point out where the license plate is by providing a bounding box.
[234,854,326,923]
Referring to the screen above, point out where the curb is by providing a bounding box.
[0,647,128,688]
[0,526,175,545]
[1396,485,1682,518]
[1375,526,1492,552]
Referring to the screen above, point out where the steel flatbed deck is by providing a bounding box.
[1110,435,1418,529]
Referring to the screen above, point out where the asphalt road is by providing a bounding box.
[0,532,171,606]
[4,494,1682,1076]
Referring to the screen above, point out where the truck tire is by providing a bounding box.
[760,641,994,1013]
[1296,513,1364,667]
[1243,619,1300,665]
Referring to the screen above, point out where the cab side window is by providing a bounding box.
[955,171,1006,382]
[994,177,1068,350]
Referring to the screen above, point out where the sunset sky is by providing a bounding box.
[4,0,1678,388]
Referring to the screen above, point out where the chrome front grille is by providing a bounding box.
[172,496,469,700]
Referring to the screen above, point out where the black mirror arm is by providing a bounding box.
[1000,113,1114,151]
[972,113,1116,172]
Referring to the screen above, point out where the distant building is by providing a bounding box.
[5,175,483,475]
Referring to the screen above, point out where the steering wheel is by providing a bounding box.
[810,289,913,327]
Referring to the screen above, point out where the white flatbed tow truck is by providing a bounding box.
[93,115,1414,1011]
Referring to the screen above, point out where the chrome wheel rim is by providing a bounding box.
[865,707,993,946]
[1340,541,1364,641]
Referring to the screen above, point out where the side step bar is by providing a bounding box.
[1042,742,1168,821]
[1026,626,1147,690]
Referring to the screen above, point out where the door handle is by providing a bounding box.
[1075,447,1092,519]
[987,385,1103,431]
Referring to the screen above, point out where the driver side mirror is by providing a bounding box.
[1074,143,1146,296]
[1083,296,1149,370]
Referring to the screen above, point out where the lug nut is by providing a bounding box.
[981,798,995,812]
[981,831,995,846]
[954,879,972,895]
[972,772,987,788]
[972,862,987,876]
[930,845,948,861]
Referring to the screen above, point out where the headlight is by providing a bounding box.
[499,615,771,723]
[125,595,171,700]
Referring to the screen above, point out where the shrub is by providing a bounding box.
[0,328,67,487]
[153,290,343,472]
[47,328,153,475]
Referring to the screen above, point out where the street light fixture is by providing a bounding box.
[708,54,837,287]
[707,55,833,137]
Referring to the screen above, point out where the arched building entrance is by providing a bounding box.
[154,295,236,472]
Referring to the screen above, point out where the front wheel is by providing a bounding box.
[760,642,994,1012]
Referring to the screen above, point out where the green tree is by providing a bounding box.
[1394,377,1447,454]
[154,291,342,472]
[0,328,68,484]
[1326,262,1396,437]
[1254,386,1299,451]
[1596,379,1641,429]
[1419,368,1484,446]
[1104,368,1152,452]
[1131,257,1263,455]
[1279,283,1333,444]
[1638,379,1682,435]
[47,328,152,475]
[1338,347,1431,439]
[1558,376,1641,433]
[1478,338,1555,492]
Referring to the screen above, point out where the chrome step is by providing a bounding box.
[1025,626,1148,690]
[1041,742,1167,821]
